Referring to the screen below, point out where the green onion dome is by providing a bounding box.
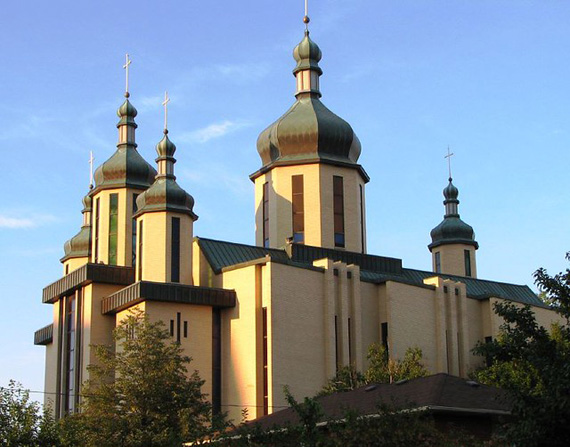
[135,132,197,220]
[253,30,365,181]
[429,178,478,250]
[93,99,157,192]
[61,194,92,262]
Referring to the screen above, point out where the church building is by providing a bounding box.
[34,15,561,422]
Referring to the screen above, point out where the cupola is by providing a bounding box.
[252,27,366,182]
[61,193,92,263]
[92,95,157,192]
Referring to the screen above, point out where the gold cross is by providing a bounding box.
[444,146,454,179]
[89,151,95,188]
[123,54,132,95]
[162,91,170,131]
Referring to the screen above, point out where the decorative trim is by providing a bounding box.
[43,264,135,304]
[101,280,237,315]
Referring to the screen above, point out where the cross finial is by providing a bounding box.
[303,0,310,30]
[444,146,454,180]
[89,151,95,189]
[162,91,170,133]
[123,53,132,97]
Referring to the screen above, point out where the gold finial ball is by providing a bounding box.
[125,92,130,98]
[303,15,310,24]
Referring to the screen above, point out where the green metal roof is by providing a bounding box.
[196,238,289,273]
[196,237,545,308]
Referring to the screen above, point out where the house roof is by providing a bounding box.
[247,374,510,431]
[195,237,546,308]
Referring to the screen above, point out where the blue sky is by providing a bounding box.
[1,0,569,398]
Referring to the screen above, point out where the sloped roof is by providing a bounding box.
[248,374,510,430]
[195,237,545,307]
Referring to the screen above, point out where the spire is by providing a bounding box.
[429,176,478,251]
[293,2,322,97]
[135,94,197,220]
[253,9,365,181]
[92,55,157,193]
[443,177,460,217]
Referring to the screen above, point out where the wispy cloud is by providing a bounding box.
[0,213,58,229]
[136,94,164,113]
[178,120,252,144]
[178,164,251,199]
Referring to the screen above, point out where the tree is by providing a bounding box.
[365,344,428,384]
[319,344,428,395]
[75,309,224,447]
[0,380,58,447]
[472,252,570,447]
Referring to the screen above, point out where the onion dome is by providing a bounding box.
[429,178,478,250]
[92,98,157,193]
[135,131,197,220]
[61,193,92,262]
[252,30,367,182]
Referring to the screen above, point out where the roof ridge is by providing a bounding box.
[402,266,532,289]
[195,236,288,255]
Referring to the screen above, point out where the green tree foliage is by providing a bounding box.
[319,344,429,395]
[0,380,58,447]
[365,344,428,384]
[73,309,224,447]
[472,252,570,447]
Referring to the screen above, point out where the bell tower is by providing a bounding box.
[251,14,369,252]
[428,177,478,278]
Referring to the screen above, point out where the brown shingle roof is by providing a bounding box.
[249,374,510,430]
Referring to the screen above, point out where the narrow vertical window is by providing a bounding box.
[176,312,181,343]
[212,309,222,414]
[333,176,345,248]
[464,250,472,277]
[381,322,389,353]
[94,198,100,263]
[348,317,352,365]
[183,321,188,338]
[334,315,339,371]
[169,320,174,337]
[435,252,441,273]
[263,182,269,248]
[485,336,493,367]
[262,307,268,415]
[64,294,76,413]
[108,194,118,265]
[65,264,69,275]
[291,175,304,244]
[138,221,143,281]
[171,217,180,283]
[359,184,365,253]
[132,193,139,266]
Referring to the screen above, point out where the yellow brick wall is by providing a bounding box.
[219,265,260,422]
[432,244,478,278]
[253,164,366,252]
[269,262,326,407]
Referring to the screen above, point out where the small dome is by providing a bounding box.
[135,177,197,219]
[61,226,91,262]
[117,98,138,127]
[93,148,157,191]
[156,132,176,159]
[429,217,478,250]
[256,95,361,168]
[443,178,459,201]
[82,194,92,213]
[293,31,322,75]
